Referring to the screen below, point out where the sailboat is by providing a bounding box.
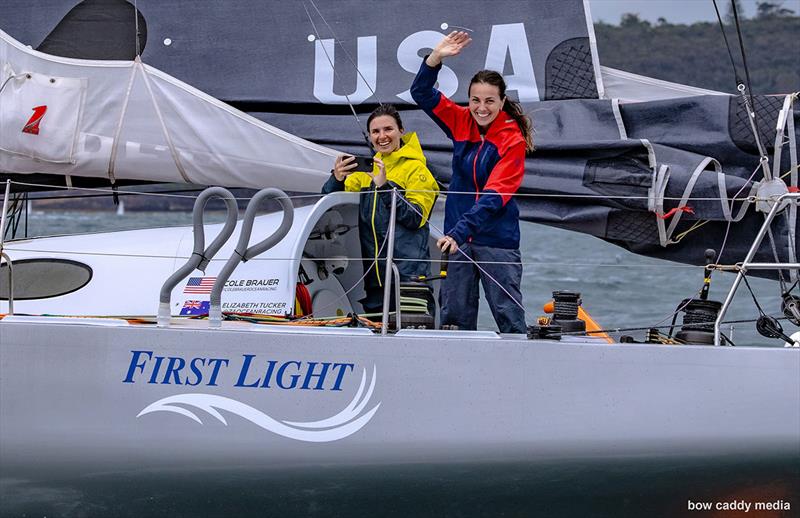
[0,0,797,510]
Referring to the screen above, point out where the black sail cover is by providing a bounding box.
[1,0,798,274]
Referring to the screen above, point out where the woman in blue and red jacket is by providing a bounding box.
[411,31,533,334]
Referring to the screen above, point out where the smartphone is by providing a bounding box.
[348,155,374,172]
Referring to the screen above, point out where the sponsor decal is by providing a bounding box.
[182,277,280,295]
[312,23,539,105]
[22,105,47,135]
[223,278,281,292]
[180,300,210,316]
[221,301,287,314]
[124,351,380,442]
[184,276,216,294]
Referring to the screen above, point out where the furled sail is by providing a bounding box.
[0,28,337,192]
[0,0,797,272]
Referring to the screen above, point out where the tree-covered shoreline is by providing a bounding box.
[593,11,799,94]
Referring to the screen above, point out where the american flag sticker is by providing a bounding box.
[184,276,216,294]
[180,300,210,316]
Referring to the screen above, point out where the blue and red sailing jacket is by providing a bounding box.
[411,60,526,249]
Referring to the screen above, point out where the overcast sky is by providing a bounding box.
[588,0,800,25]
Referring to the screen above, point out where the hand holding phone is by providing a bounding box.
[349,155,374,172]
[334,154,374,181]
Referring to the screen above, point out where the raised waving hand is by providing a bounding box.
[426,31,472,67]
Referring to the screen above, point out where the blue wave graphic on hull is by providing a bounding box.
[138,366,381,442]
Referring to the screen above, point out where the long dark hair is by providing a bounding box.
[367,104,404,132]
[469,70,534,152]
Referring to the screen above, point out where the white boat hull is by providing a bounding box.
[1,319,797,478]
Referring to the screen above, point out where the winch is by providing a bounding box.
[549,290,586,333]
[669,249,722,345]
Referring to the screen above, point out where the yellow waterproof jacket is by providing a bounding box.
[341,132,438,226]
[321,133,439,307]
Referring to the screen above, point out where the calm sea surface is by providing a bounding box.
[2,455,797,518]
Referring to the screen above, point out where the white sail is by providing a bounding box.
[600,66,726,103]
[0,29,336,191]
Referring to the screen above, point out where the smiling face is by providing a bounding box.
[468,82,505,130]
[369,115,403,154]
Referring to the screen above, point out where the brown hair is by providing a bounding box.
[469,70,534,152]
[367,104,404,132]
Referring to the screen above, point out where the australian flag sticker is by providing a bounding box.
[180,300,210,316]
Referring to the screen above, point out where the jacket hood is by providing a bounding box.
[376,132,426,167]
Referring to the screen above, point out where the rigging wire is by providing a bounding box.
[7,208,786,340]
[4,7,793,338]
[389,193,778,335]
[729,0,759,133]
[727,18,780,292]
[0,245,707,270]
[395,193,526,314]
[133,0,141,57]
[741,273,797,343]
[714,140,768,262]
[295,224,390,321]
[0,247,705,274]
[712,0,772,182]
[714,2,798,305]
[10,178,770,203]
[766,224,789,289]
[10,194,26,239]
[651,289,702,331]
[5,175,789,261]
[301,1,374,153]
[557,314,788,341]
[671,219,709,243]
[712,0,769,160]
[711,0,743,87]
[307,0,378,102]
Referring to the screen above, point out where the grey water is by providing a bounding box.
[20,207,788,347]
[2,456,798,518]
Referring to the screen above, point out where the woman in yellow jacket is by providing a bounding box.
[322,104,439,313]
